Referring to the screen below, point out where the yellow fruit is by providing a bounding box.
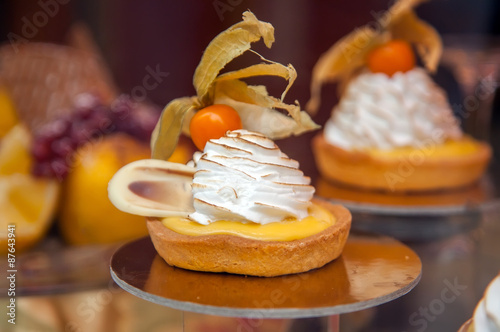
[0,125,60,254]
[0,124,32,176]
[0,88,18,138]
[168,136,196,164]
[59,133,152,245]
[0,175,60,253]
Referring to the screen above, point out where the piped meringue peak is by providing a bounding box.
[188,129,314,225]
[473,273,500,332]
[324,68,463,150]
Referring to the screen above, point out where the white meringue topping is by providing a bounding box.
[324,68,463,150]
[473,274,500,332]
[188,129,314,225]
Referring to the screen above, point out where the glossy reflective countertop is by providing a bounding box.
[110,232,422,318]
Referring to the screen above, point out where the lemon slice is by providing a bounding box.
[0,125,60,254]
[0,174,60,253]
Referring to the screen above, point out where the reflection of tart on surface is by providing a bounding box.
[147,198,351,277]
[307,0,491,193]
[313,133,491,192]
[315,173,489,207]
[144,241,351,309]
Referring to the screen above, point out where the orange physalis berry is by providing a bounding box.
[367,40,416,76]
[189,104,242,151]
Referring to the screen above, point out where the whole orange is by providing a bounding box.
[59,133,195,245]
[59,133,151,245]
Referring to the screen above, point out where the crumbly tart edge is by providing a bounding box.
[312,132,491,192]
[146,199,352,277]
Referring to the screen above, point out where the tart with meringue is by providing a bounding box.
[458,273,500,332]
[307,0,491,192]
[108,12,351,277]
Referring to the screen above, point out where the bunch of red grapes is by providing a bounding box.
[31,93,160,179]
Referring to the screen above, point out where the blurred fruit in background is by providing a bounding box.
[30,92,169,246]
[0,122,31,175]
[58,133,151,245]
[0,124,60,254]
[58,132,195,245]
[31,93,161,179]
[0,29,196,251]
[0,42,118,132]
[167,135,197,164]
[0,86,18,138]
[0,87,199,250]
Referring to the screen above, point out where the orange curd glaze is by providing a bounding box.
[161,203,335,241]
[366,137,480,159]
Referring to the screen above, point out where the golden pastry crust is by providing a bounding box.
[312,133,491,192]
[146,199,351,277]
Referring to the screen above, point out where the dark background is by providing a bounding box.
[1,0,499,103]
[1,0,500,178]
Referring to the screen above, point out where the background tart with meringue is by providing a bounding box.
[458,273,500,332]
[307,0,491,192]
[108,12,351,277]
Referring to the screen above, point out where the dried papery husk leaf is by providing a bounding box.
[306,0,439,115]
[385,0,429,22]
[193,11,275,106]
[389,10,441,72]
[151,97,197,160]
[214,79,319,139]
[216,62,297,101]
[181,108,196,137]
[306,26,385,114]
[157,11,316,153]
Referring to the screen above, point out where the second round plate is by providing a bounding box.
[315,176,498,241]
[110,232,421,319]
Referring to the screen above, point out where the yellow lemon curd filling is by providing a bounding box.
[161,203,335,241]
[367,137,481,159]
